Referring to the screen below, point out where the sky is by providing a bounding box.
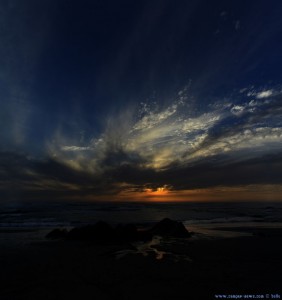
[1,0,282,202]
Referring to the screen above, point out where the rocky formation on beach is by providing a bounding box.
[67,221,116,242]
[150,218,192,238]
[46,218,191,243]
[45,228,68,239]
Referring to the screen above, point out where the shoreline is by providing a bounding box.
[0,222,282,299]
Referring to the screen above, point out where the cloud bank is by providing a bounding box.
[1,85,281,201]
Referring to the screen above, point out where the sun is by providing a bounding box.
[156,187,166,193]
[144,186,169,196]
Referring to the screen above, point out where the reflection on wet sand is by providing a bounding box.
[115,235,192,262]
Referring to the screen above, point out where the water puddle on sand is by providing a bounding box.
[115,235,192,262]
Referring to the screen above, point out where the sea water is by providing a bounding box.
[1,200,281,256]
[1,200,282,227]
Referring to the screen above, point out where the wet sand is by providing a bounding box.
[0,228,281,300]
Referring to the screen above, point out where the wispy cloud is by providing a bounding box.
[256,89,273,99]
[48,86,282,171]
[1,85,282,200]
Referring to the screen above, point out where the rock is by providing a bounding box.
[136,230,153,242]
[150,218,191,238]
[46,228,68,239]
[67,221,115,242]
[46,218,191,243]
[116,224,138,241]
[116,224,153,242]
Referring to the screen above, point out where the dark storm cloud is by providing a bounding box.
[0,151,123,200]
[0,145,282,200]
[105,152,282,190]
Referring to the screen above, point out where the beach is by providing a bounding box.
[0,223,281,300]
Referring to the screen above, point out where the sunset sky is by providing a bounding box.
[1,0,282,202]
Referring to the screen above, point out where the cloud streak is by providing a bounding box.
[1,84,282,201]
[49,85,282,171]
[1,85,279,201]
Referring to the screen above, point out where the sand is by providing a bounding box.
[0,228,281,300]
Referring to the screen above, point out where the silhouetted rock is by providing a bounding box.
[150,218,191,238]
[46,228,68,239]
[46,218,191,243]
[67,221,115,242]
[116,224,138,241]
[116,224,153,242]
[137,230,153,242]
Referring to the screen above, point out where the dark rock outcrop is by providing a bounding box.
[67,221,115,242]
[150,218,191,238]
[46,228,68,239]
[115,224,152,242]
[46,218,191,243]
[116,224,138,241]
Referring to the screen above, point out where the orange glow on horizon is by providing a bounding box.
[114,184,282,202]
[144,186,170,198]
[62,184,282,202]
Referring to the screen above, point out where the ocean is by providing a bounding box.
[1,200,282,229]
[1,200,282,251]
